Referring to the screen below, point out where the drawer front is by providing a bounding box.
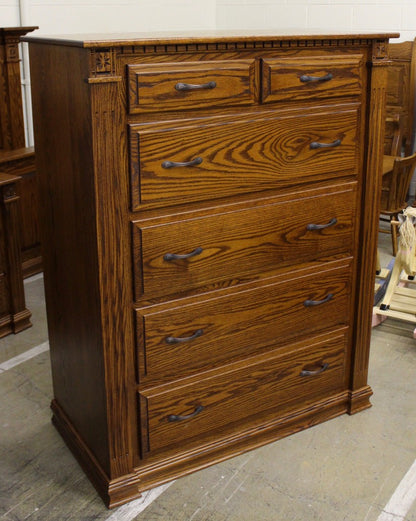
[136,261,352,385]
[262,54,364,104]
[129,105,360,209]
[128,59,258,114]
[139,331,348,454]
[132,183,357,299]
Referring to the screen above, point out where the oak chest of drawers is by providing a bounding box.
[25,30,397,507]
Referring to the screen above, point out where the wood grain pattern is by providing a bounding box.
[348,58,388,412]
[28,43,111,475]
[0,28,37,150]
[133,182,357,299]
[91,79,138,476]
[128,59,258,113]
[262,54,364,103]
[137,260,352,385]
[22,30,399,49]
[0,173,31,337]
[0,148,42,277]
[24,32,392,507]
[385,39,416,155]
[0,27,41,277]
[130,104,360,208]
[141,331,348,454]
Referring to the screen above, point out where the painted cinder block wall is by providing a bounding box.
[216,0,416,42]
[3,0,415,40]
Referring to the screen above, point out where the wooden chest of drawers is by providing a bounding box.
[24,30,397,507]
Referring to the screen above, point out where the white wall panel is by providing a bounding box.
[1,1,20,26]
[307,5,353,30]
[216,0,414,41]
[5,0,414,42]
[352,5,402,32]
[266,4,308,28]
[216,4,267,29]
[28,0,216,35]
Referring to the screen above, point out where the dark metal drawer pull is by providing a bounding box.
[310,139,342,149]
[168,405,204,422]
[303,293,333,307]
[165,328,204,345]
[300,363,329,377]
[162,157,203,169]
[307,217,337,231]
[163,246,203,262]
[175,81,216,91]
[300,73,333,83]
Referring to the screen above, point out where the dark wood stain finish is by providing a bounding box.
[0,173,31,336]
[0,27,42,277]
[24,29,397,507]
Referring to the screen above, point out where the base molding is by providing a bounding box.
[51,388,371,508]
[0,308,32,338]
[11,308,32,333]
[22,254,42,279]
[347,385,373,414]
[52,400,118,507]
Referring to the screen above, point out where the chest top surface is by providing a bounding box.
[22,29,399,47]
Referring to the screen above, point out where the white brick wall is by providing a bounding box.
[216,0,414,41]
[11,0,217,33]
[5,0,414,40]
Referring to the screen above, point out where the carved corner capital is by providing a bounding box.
[5,41,20,63]
[88,48,121,83]
[95,50,113,74]
[372,39,389,62]
[2,183,18,202]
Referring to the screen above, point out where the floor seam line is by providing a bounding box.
[0,341,50,372]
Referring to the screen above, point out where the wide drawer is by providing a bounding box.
[127,59,258,114]
[132,183,357,300]
[262,54,364,104]
[129,104,360,209]
[136,261,352,385]
[139,330,348,455]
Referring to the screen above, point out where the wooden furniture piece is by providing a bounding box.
[0,148,41,276]
[24,30,397,507]
[0,173,31,337]
[0,26,41,277]
[385,39,416,156]
[380,152,416,255]
[384,114,402,156]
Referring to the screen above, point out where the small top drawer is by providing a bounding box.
[127,59,258,114]
[262,54,364,104]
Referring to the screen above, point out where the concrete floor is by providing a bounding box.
[1,232,416,521]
